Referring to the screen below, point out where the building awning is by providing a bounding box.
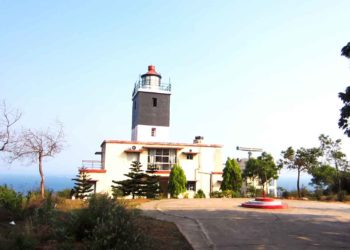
[124,149,144,153]
[182,151,198,155]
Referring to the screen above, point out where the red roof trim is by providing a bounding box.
[101,140,222,148]
[211,172,223,175]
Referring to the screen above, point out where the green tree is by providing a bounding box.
[72,170,94,199]
[168,164,187,198]
[310,164,337,192]
[244,152,280,195]
[220,158,242,192]
[318,134,347,195]
[279,147,321,198]
[112,161,147,199]
[341,42,350,58]
[144,165,161,198]
[338,42,350,136]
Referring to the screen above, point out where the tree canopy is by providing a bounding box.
[168,164,187,198]
[338,41,350,136]
[112,161,147,199]
[279,146,321,198]
[221,158,242,192]
[244,152,280,194]
[341,42,350,58]
[72,170,94,199]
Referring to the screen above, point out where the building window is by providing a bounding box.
[151,127,156,137]
[152,98,157,107]
[187,154,193,160]
[148,148,177,170]
[186,181,196,191]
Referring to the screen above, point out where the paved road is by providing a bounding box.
[140,198,350,250]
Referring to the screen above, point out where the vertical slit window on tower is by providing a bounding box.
[152,98,157,107]
[151,127,156,137]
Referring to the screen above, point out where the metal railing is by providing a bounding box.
[132,81,171,96]
[147,163,172,171]
[81,160,102,169]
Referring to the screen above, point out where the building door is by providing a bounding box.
[159,177,169,197]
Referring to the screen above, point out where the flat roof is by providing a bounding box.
[101,140,222,148]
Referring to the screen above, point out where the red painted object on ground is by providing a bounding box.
[241,197,288,209]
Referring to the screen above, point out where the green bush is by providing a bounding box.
[210,191,223,198]
[168,165,187,198]
[194,189,206,198]
[58,194,147,249]
[0,185,23,216]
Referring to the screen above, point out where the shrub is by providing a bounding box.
[210,191,223,198]
[194,189,206,198]
[222,190,234,198]
[168,165,187,198]
[0,185,23,216]
[247,185,257,197]
[58,194,147,249]
[112,187,124,199]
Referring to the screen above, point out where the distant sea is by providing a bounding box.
[0,173,314,194]
[0,174,75,193]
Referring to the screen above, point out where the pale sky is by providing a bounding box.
[1,1,350,179]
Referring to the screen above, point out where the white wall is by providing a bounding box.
[131,125,169,142]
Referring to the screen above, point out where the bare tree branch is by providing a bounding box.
[11,121,65,198]
[0,101,21,152]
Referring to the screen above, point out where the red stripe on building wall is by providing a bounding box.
[80,169,107,173]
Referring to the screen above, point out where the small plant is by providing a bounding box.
[222,190,234,198]
[194,189,206,198]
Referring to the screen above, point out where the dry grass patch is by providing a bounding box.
[136,216,193,250]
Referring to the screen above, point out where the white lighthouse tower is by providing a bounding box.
[131,65,171,142]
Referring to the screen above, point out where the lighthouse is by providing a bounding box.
[131,65,171,142]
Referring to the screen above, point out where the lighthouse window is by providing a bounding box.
[152,98,157,107]
[151,128,156,137]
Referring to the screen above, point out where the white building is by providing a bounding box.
[80,66,224,197]
[79,65,278,198]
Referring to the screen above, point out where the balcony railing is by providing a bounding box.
[81,160,102,170]
[148,163,173,171]
[132,81,171,96]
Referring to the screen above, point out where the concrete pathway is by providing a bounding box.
[140,198,350,250]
